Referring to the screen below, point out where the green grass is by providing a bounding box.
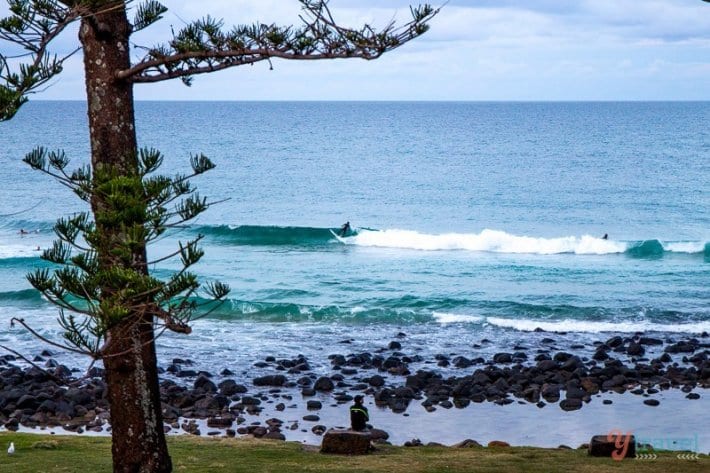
[0,432,706,472]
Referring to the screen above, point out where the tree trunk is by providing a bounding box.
[80,4,172,472]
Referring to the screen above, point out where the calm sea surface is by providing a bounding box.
[0,101,708,372]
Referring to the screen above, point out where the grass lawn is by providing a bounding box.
[0,432,706,472]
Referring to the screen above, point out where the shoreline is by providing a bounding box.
[1,331,708,451]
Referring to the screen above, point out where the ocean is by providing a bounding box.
[1,101,709,444]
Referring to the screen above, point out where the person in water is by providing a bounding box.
[339,221,351,237]
[349,395,369,431]
[602,233,608,240]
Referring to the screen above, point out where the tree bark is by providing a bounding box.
[79,3,171,472]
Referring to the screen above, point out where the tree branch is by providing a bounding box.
[118,1,439,84]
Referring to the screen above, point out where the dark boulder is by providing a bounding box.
[314,376,335,391]
[253,375,287,387]
[560,398,582,411]
[218,380,247,396]
[194,375,217,393]
[321,429,372,455]
[493,353,513,364]
[367,375,386,387]
[306,400,322,410]
[626,342,645,357]
[541,384,560,403]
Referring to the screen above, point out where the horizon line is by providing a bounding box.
[26,99,710,103]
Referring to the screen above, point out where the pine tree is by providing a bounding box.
[0,1,437,471]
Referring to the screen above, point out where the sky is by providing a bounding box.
[3,0,710,100]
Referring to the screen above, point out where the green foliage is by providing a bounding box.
[24,147,230,357]
[0,0,78,120]
[132,0,167,32]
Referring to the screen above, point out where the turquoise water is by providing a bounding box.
[0,101,708,369]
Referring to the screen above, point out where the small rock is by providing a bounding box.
[487,440,510,448]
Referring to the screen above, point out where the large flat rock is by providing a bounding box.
[321,429,372,455]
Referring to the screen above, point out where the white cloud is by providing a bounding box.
[2,0,709,100]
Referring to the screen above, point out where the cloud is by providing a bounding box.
[2,0,709,100]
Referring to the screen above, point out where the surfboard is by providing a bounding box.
[329,229,347,243]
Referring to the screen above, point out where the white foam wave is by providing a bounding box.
[433,312,484,324]
[664,241,706,253]
[350,229,626,255]
[487,317,710,334]
[0,243,42,259]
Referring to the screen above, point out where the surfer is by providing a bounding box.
[19,229,28,236]
[339,221,351,237]
[602,233,608,240]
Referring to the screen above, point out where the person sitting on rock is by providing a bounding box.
[350,395,369,431]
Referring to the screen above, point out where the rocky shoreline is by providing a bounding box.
[1,331,708,444]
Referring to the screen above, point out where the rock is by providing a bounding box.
[606,336,623,348]
[639,337,663,346]
[367,375,385,387]
[264,431,286,441]
[487,440,510,448]
[626,342,645,357]
[580,377,600,394]
[297,376,312,386]
[454,439,482,448]
[303,414,320,422]
[592,349,609,361]
[686,393,700,400]
[207,416,234,428]
[306,400,322,410]
[541,384,560,403]
[312,424,327,435]
[321,429,372,455]
[553,352,573,362]
[452,356,474,368]
[176,369,197,378]
[250,426,267,438]
[253,375,287,387]
[493,353,513,364]
[369,428,389,441]
[588,434,636,458]
[218,380,247,396]
[388,341,402,350]
[314,377,335,392]
[239,396,261,406]
[536,360,558,371]
[560,398,582,411]
[194,375,217,392]
[643,399,660,406]
[665,342,695,354]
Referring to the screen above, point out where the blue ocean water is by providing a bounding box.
[0,101,708,370]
